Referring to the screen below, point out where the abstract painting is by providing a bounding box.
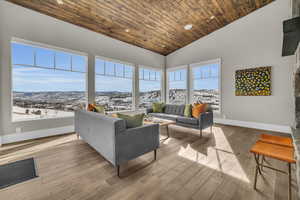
[235,66,271,96]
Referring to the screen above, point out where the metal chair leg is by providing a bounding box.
[254,154,262,175]
[288,163,292,200]
[254,162,259,190]
[200,129,203,138]
[261,155,265,171]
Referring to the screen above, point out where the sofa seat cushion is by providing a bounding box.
[148,113,178,121]
[176,116,199,125]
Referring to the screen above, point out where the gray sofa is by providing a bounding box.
[146,104,213,137]
[75,110,159,177]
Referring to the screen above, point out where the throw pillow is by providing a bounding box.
[192,104,207,118]
[184,104,192,117]
[152,102,164,113]
[94,105,105,114]
[87,104,105,114]
[116,113,145,128]
[87,104,96,112]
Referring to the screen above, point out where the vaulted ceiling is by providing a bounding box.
[7,0,274,55]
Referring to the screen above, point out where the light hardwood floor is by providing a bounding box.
[0,124,298,200]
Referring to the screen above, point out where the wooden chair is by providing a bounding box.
[250,134,296,200]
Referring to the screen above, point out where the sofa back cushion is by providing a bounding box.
[164,104,185,116]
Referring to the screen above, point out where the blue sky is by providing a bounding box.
[12,43,218,92]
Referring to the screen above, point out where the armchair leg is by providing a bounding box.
[154,149,157,161]
[117,165,120,177]
[200,129,203,138]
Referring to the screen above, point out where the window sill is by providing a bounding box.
[12,115,74,123]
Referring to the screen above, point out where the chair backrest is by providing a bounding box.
[75,110,126,166]
[164,104,185,116]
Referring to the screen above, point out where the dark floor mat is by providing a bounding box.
[0,158,38,189]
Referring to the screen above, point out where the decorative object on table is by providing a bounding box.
[152,102,165,113]
[143,117,176,141]
[116,113,145,128]
[235,66,271,96]
[0,158,38,189]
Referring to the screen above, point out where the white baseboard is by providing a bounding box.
[1,126,74,145]
[214,118,291,134]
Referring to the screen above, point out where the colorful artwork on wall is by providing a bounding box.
[235,66,271,96]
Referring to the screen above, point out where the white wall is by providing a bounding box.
[166,0,295,127]
[0,1,165,136]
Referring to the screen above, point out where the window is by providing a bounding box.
[12,41,87,121]
[191,60,220,111]
[139,67,162,109]
[95,57,133,112]
[168,68,187,104]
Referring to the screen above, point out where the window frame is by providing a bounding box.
[166,65,188,104]
[10,38,88,122]
[138,65,164,110]
[94,56,135,113]
[189,58,222,113]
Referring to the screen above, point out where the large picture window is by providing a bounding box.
[168,68,187,104]
[191,60,220,111]
[12,41,87,121]
[139,67,162,108]
[95,57,133,112]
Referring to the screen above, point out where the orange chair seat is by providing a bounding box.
[259,134,293,148]
[250,141,296,163]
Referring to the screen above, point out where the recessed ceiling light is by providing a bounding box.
[56,0,63,5]
[184,24,193,30]
[125,29,130,33]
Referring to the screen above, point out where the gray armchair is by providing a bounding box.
[75,110,159,177]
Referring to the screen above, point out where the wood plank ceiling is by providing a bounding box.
[7,0,274,55]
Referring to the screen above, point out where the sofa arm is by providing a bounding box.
[115,124,159,165]
[199,112,214,130]
[146,107,154,114]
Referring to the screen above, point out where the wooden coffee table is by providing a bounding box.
[144,118,176,141]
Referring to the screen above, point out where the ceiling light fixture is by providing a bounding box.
[56,0,64,5]
[184,24,193,30]
[125,29,130,33]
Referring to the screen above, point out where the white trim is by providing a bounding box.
[1,126,74,144]
[11,37,88,57]
[214,118,291,134]
[166,65,188,104]
[189,58,222,68]
[189,58,222,113]
[95,55,134,67]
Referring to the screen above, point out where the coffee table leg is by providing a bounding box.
[160,125,170,141]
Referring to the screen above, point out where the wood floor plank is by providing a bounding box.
[0,124,297,200]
